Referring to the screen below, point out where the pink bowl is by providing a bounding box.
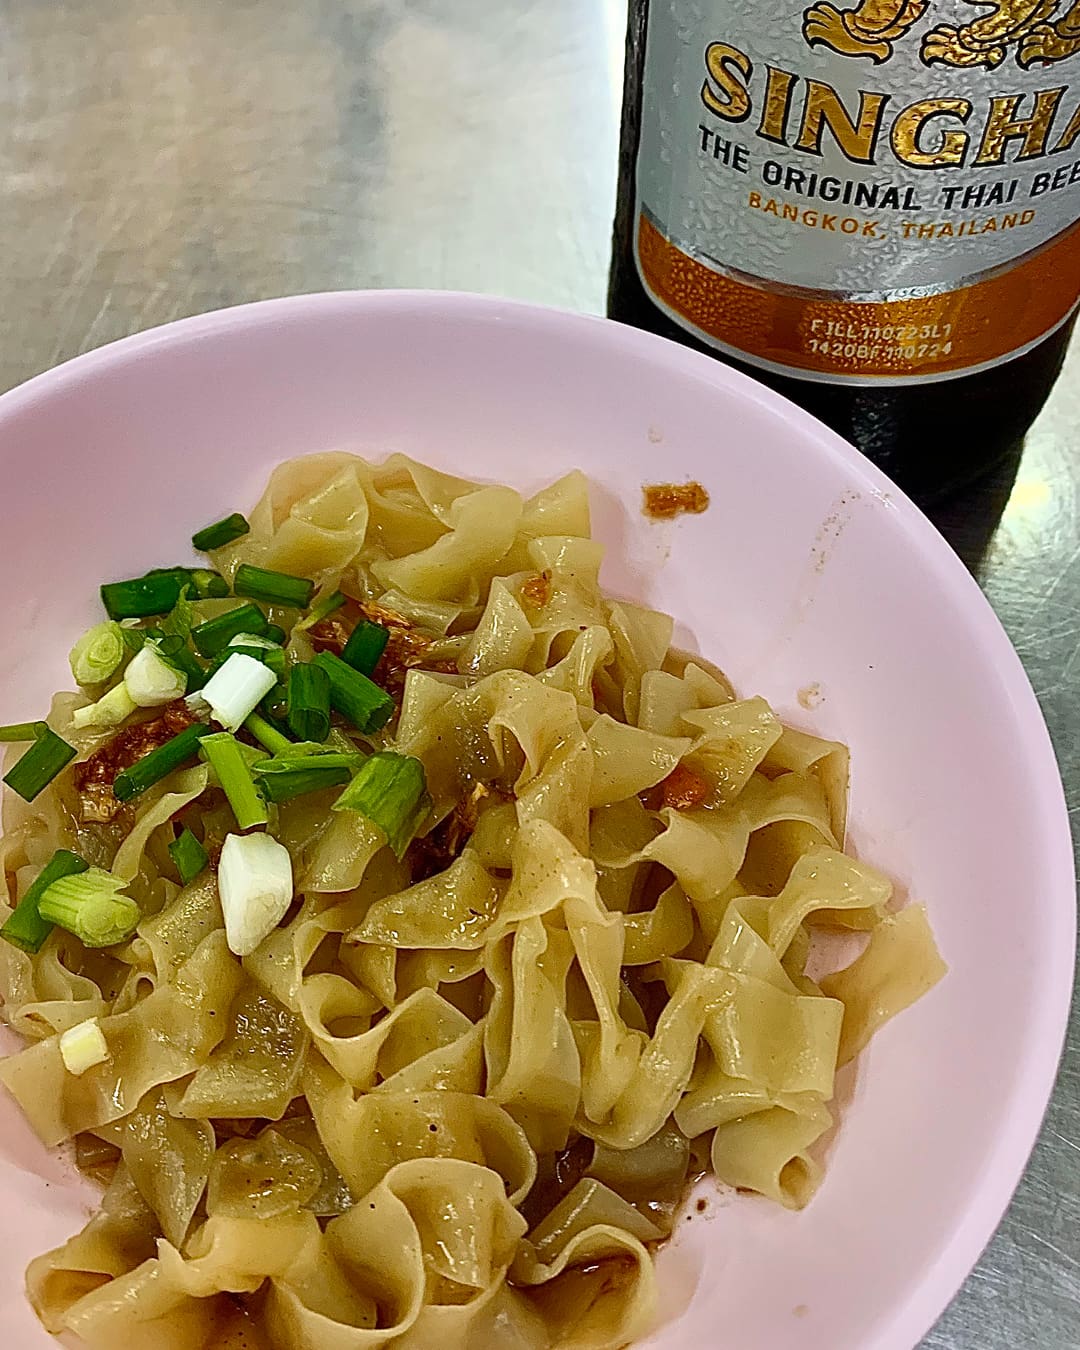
[0,292,1073,1349]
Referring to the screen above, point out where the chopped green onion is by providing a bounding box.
[188,569,230,600]
[227,633,280,651]
[112,725,210,803]
[145,630,182,657]
[119,624,146,653]
[69,622,125,686]
[0,849,88,953]
[243,711,295,756]
[265,624,287,646]
[192,513,250,552]
[205,647,239,679]
[266,750,362,769]
[155,640,207,692]
[234,565,315,610]
[200,732,268,830]
[146,631,207,690]
[333,751,430,858]
[210,644,266,671]
[3,726,77,802]
[0,721,48,743]
[254,751,362,803]
[261,648,287,683]
[220,639,285,683]
[37,868,141,948]
[312,652,394,734]
[143,566,228,600]
[218,832,294,957]
[225,643,275,665]
[101,570,190,621]
[286,663,331,743]
[59,1018,110,1074]
[168,828,209,885]
[124,645,187,706]
[297,590,346,630]
[235,739,269,770]
[191,604,268,657]
[71,683,137,730]
[159,591,196,641]
[202,653,278,732]
[341,620,390,676]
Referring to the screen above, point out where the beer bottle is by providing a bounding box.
[608,0,1080,501]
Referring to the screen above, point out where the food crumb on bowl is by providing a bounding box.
[798,682,824,710]
[642,481,710,520]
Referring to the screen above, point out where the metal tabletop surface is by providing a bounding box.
[0,1,1075,1345]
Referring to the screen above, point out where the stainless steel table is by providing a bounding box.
[0,1,1075,1344]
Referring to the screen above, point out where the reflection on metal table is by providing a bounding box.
[0,1,1074,1345]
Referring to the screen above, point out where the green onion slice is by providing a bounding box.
[168,828,209,885]
[341,620,390,676]
[286,663,331,743]
[3,726,77,802]
[199,732,268,830]
[192,513,250,552]
[243,711,295,757]
[0,849,89,953]
[333,751,430,858]
[0,721,49,743]
[36,868,141,948]
[234,565,315,610]
[253,752,362,803]
[261,648,287,683]
[313,652,394,734]
[297,590,347,630]
[191,604,268,657]
[159,590,196,642]
[112,724,211,803]
[101,570,190,621]
[188,569,230,600]
[69,622,125,686]
[155,640,207,691]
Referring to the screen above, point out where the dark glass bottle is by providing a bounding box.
[608,0,1080,503]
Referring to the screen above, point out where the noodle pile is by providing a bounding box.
[0,454,945,1349]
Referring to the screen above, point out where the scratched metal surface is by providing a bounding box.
[0,0,1074,1345]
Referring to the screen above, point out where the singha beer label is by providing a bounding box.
[634,0,1080,382]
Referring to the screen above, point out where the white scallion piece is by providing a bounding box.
[124,645,187,707]
[218,831,294,956]
[227,633,281,651]
[69,622,125,687]
[59,1018,110,1075]
[71,682,138,729]
[201,653,277,732]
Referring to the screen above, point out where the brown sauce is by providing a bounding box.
[72,700,197,822]
[647,764,711,811]
[519,571,552,608]
[642,481,710,520]
[309,598,456,699]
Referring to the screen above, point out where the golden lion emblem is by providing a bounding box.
[802,0,1080,67]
